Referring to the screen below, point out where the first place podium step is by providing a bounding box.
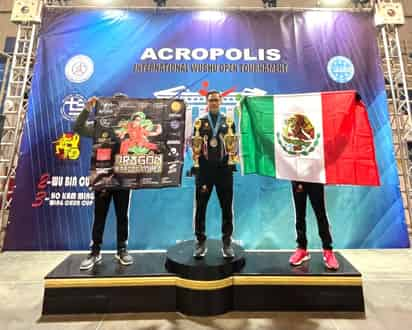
[42,240,364,316]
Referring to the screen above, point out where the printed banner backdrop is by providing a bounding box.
[4,8,410,250]
[90,98,186,189]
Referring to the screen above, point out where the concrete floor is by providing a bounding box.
[0,249,411,330]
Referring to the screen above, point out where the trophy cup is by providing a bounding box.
[224,116,239,165]
[192,119,203,168]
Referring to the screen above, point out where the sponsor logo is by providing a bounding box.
[167,140,181,145]
[97,131,111,143]
[142,178,157,184]
[53,133,80,160]
[170,100,183,113]
[65,55,94,83]
[98,102,116,115]
[327,56,354,83]
[168,163,178,174]
[60,94,86,121]
[168,132,182,139]
[168,113,182,118]
[168,147,180,158]
[99,118,112,128]
[170,120,180,130]
[96,148,112,161]
[114,154,163,174]
[161,177,173,184]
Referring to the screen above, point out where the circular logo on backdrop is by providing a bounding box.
[170,101,182,113]
[99,118,112,128]
[327,56,354,83]
[65,55,94,83]
[276,114,320,156]
[170,120,180,130]
[60,94,86,121]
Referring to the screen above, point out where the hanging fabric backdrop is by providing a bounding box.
[4,8,410,250]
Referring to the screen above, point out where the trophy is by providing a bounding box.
[192,119,203,168]
[224,116,239,165]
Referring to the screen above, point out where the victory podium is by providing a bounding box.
[42,240,364,316]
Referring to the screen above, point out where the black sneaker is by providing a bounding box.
[222,244,235,259]
[80,251,102,270]
[193,241,207,258]
[115,249,134,265]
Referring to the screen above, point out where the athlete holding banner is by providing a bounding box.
[74,94,133,270]
[289,181,339,270]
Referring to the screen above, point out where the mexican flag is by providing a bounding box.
[239,91,380,186]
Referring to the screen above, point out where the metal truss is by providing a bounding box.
[375,0,412,234]
[0,22,39,250]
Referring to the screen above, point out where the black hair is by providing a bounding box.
[113,92,128,98]
[206,90,221,99]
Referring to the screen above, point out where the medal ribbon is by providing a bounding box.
[207,112,222,138]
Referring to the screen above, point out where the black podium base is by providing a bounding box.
[42,245,364,316]
[165,239,245,280]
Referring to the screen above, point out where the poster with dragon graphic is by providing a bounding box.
[90,97,186,189]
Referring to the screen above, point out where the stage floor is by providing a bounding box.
[1,249,412,329]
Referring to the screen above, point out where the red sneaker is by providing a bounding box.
[289,248,310,266]
[323,249,339,270]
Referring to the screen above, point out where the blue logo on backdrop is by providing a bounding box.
[60,94,86,121]
[327,56,355,83]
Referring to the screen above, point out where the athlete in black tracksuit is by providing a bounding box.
[193,91,236,258]
[74,95,133,269]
